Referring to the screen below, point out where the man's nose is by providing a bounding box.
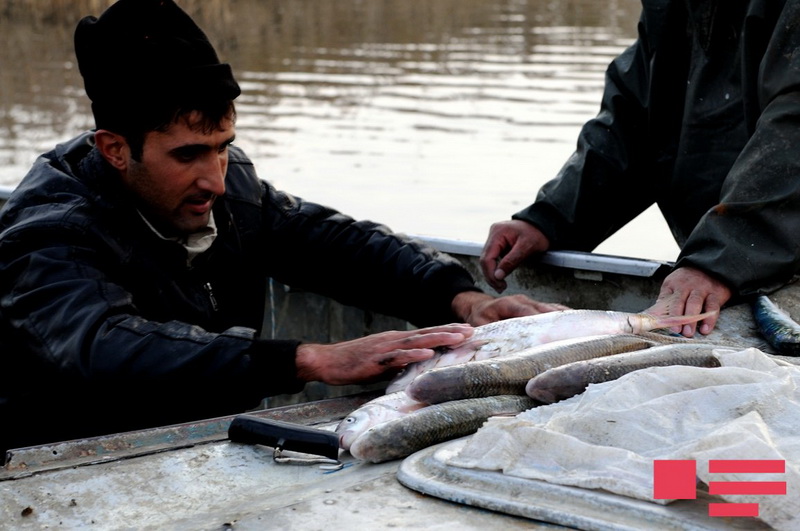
[197,155,226,196]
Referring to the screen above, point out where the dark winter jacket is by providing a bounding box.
[0,131,478,452]
[514,0,800,297]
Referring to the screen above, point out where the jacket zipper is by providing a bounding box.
[203,282,219,312]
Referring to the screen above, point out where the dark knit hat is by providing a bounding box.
[74,0,241,129]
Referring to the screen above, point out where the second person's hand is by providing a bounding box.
[645,266,731,336]
[480,220,550,293]
[452,291,569,326]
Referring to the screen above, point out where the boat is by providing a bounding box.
[0,186,785,529]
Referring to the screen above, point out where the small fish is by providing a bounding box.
[386,309,717,393]
[335,391,426,450]
[752,295,800,356]
[525,343,723,404]
[348,395,536,463]
[405,334,656,404]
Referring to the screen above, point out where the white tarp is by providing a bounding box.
[447,348,800,530]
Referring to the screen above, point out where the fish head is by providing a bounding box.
[525,383,559,404]
[335,404,399,450]
[525,372,583,404]
[335,411,371,450]
[348,427,380,462]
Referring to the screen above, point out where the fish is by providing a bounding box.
[335,391,426,450]
[348,395,536,463]
[525,343,724,404]
[405,334,657,404]
[386,309,717,393]
[638,330,747,348]
[752,295,800,356]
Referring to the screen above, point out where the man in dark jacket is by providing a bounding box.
[481,0,800,337]
[0,0,564,456]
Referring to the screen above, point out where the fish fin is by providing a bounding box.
[650,310,718,328]
[646,328,685,338]
[444,338,492,353]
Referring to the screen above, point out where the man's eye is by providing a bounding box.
[173,148,204,162]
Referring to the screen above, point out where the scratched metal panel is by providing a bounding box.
[0,397,553,531]
[1,394,375,479]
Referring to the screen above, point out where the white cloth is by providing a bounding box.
[447,348,800,530]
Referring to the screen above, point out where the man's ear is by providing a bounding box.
[94,130,130,172]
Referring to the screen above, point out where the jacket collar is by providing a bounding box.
[684,0,719,51]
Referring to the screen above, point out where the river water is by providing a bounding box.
[0,0,679,261]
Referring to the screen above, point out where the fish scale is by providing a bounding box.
[405,334,656,404]
[348,395,537,463]
[386,308,717,393]
[525,343,725,404]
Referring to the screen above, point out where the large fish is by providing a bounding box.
[525,343,724,403]
[335,391,426,450]
[348,395,536,463]
[386,309,717,393]
[405,334,656,404]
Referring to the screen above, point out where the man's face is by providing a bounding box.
[122,112,236,237]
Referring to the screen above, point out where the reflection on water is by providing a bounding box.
[0,0,679,261]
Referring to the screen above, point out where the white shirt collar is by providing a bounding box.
[138,211,218,265]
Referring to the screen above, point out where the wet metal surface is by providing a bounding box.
[2,394,375,480]
[1,395,553,530]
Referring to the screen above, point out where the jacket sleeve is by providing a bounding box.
[251,179,480,328]
[0,215,306,417]
[677,1,800,296]
[511,11,662,251]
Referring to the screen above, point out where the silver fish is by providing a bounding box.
[386,309,717,393]
[335,391,426,450]
[405,334,656,404]
[349,395,536,463]
[525,343,723,404]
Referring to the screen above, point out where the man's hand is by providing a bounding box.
[645,266,732,337]
[480,220,550,292]
[452,291,569,326]
[295,323,473,385]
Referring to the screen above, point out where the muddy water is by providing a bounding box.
[0,0,679,260]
